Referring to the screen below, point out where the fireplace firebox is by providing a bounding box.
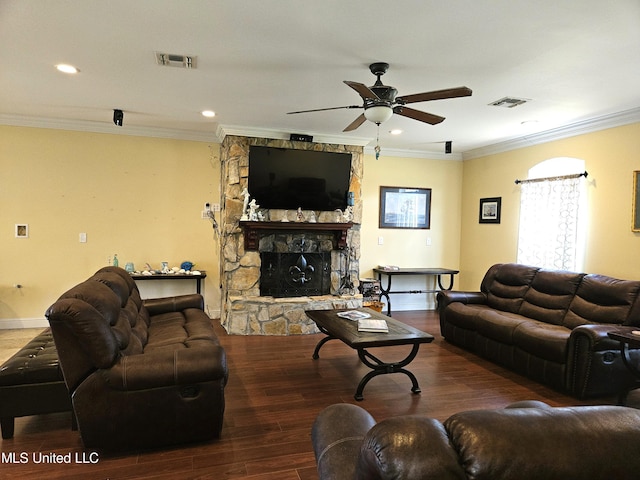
[260,251,331,297]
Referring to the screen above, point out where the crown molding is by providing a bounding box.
[215,124,371,147]
[0,114,219,142]
[3,107,638,158]
[463,107,640,160]
[362,146,463,161]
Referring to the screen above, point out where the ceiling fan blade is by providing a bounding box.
[343,114,366,132]
[344,81,380,100]
[287,105,361,114]
[393,106,445,125]
[397,86,472,105]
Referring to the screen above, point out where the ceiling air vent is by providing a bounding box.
[154,52,197,69]
[489,97,528,108]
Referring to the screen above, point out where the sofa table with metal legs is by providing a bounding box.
[373,267,459,315]
[305,308,434,401]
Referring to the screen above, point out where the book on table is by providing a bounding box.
[357,318,389,333]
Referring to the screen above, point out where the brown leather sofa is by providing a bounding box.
[45,266,228,451]
[438,263,640,398]
[312,401,640,480]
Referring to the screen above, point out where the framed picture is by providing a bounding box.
[379,186,431,229]
[633,171,640,232]
[479,197,501,224]
[15,224,29,238]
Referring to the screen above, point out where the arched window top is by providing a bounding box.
[528,157,585,179]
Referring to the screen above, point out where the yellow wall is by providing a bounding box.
[2,121,638,323]
[459,122,640,289]
[359,153,463,308]
[1,126,221,325]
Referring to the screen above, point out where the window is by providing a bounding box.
[516,158,587,271]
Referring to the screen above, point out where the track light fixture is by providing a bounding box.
[113,109,124,126]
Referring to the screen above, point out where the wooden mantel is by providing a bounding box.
[240,221,353,250]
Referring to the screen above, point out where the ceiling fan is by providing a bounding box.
[288,62,472,132]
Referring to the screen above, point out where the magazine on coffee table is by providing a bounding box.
[357,318,389,333]
[337,310,371,321]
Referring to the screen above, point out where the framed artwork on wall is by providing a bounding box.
[633,171,640,232]
[379,186,431,229]
[479,197,501,224]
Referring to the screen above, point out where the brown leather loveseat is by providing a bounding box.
[438,263,640,398]
[46,266,228,451]
[312,402,640,480]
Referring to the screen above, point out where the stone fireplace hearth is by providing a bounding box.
[218,135,363,335]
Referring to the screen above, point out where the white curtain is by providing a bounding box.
[517,175,582,271]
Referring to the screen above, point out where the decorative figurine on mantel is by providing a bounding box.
[296,207,305,222]
[248,199,260,221]
[307,211,317,223]
[240,188,250,221]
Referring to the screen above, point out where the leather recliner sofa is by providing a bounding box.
[312,401,640,480]
[46,266,228,451]
[438,263,640,398]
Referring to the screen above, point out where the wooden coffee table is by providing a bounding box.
[305,308,434,400]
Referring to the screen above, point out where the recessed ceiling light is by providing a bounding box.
[201,110,216,118]
[389,129,402,135]
[55,64,79,74]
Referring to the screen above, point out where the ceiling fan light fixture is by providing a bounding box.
[364,105,393,124]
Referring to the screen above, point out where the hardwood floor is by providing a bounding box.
[0,311,624,479]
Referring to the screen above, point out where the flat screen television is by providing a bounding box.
[248,146,352,211]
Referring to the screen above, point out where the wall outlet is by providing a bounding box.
[201,210,209,219]
[79,232,87,243]
[378,236,384,245]
[211,203,220,211]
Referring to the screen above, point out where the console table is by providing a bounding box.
[130,271,207,294]
[373,267,459,315]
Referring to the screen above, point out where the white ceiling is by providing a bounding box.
[1,0,639,158]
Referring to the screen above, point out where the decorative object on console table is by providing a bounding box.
[479,197,501,224]
[379,186,431,229]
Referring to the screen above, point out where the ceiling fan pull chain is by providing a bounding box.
[375,124,381,160]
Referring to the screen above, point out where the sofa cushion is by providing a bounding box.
[474,309,529,344]
[144,309,220,353]
[512,321,570,363]
[519,270,584,325]
[564,274,640,329]
[484,264,539,314]
[444,405,640,480]
[441,303,492,331]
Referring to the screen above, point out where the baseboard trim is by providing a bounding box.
[0,318,49,329]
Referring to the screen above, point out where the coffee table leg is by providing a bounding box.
[354,344,422,401]
[312,324,338,359]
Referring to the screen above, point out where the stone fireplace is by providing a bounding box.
[219,135,363,335]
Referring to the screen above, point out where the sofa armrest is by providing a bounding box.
[437,290,487,310]
[358,416,467,480]
[143,294,204,315]
[312,404,376,480]
[567,324,640,398]
[103,345,227,390]
[569,324,626,352]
